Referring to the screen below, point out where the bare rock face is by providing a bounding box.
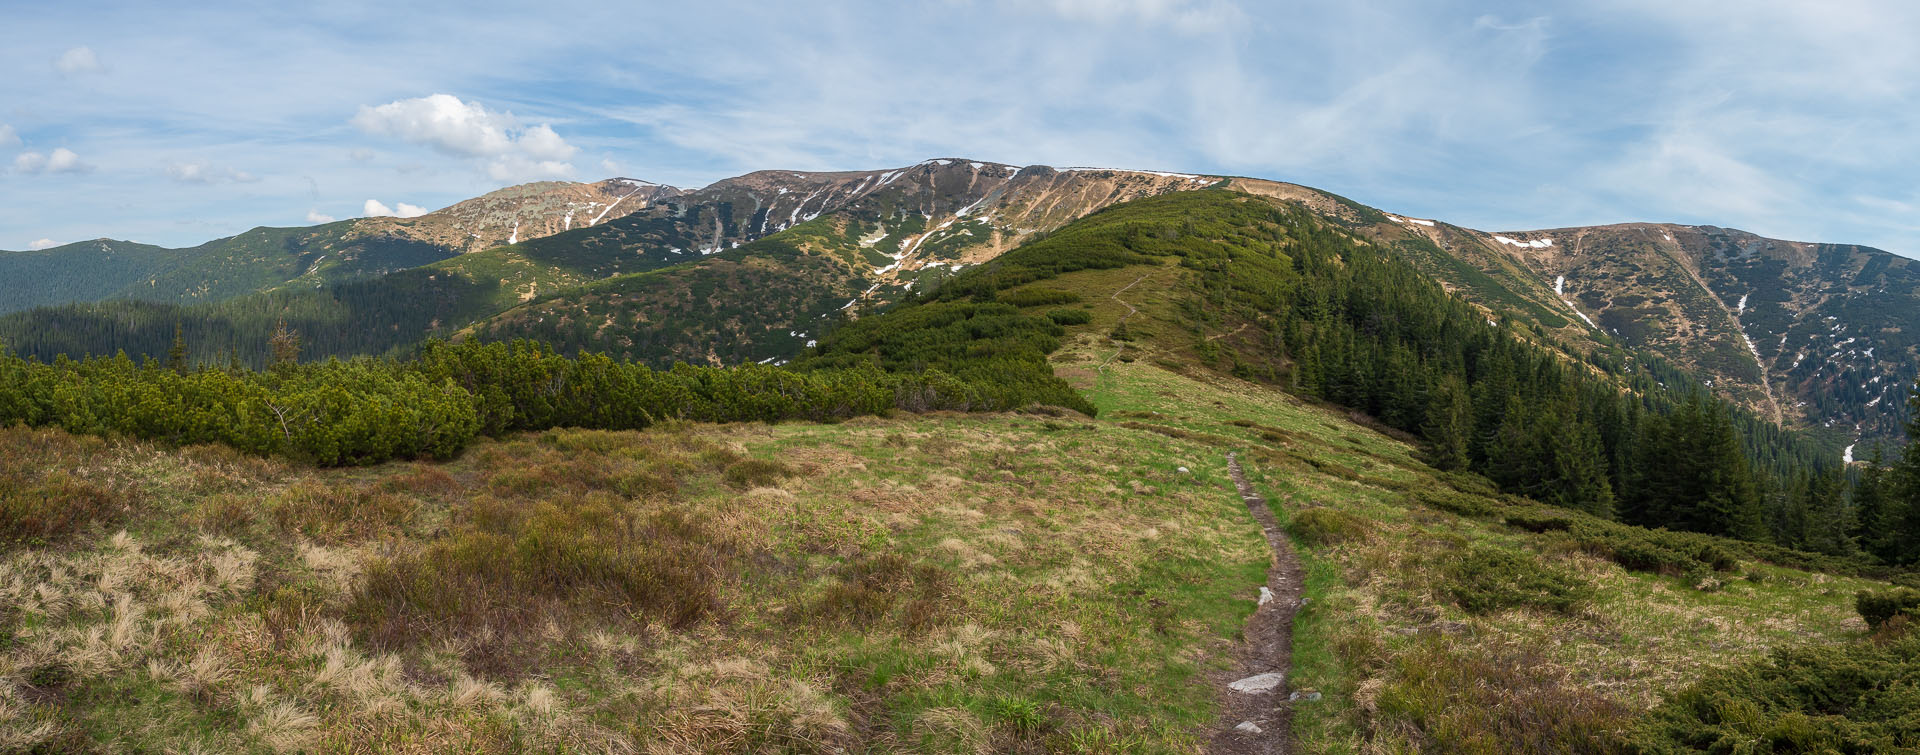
[353,178,682,253]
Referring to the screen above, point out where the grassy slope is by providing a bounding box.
[1002,253,1895,752]
[1,304,1896,752]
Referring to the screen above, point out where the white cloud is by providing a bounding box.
[13,148,91,175]
[352,94,577,181]
[53,46,104,76]
[28,238,58,251]
[0,125,16,148]
[305,210,336,223]
[166,161,258,184]
[599,157,621,175]
[362,199,429,218]
[348,148,375,161]
[484,155,576,182]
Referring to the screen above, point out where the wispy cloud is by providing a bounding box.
[0,125,17,148]
[53,46,104,76]
[28,238,58,251]
[167,161,257,184]
[305,209,336,223]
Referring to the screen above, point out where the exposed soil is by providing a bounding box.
[1208,452,1306,755]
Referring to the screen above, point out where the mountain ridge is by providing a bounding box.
[3,158,1913,447]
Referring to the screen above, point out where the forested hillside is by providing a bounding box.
[825,189,1901,558]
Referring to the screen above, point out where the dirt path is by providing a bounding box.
[1209,452,1305,755]
[1097,273,1149,372]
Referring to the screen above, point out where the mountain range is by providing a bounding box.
[2,158,1913,450]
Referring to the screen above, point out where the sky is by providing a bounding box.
[4,0,1919,257]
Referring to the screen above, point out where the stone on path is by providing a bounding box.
[1228,672,1286,693]
[1258,586,1274,605]
[1235,721,1264,734]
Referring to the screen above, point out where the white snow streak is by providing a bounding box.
[1736,294,1748,315]
[1554,276,1565,296]
[589,185,646,226]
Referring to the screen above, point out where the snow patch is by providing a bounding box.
[1844,444,1856,464]
[1736,293,1748,315]
[1493,235,1552,249]
[1554,275,1565,296]
[1563,301,1597,328]
[507,221,519,245]
[588,184,646,226]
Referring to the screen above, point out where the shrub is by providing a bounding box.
[1373,636,1631,753]
[1628,629,1920,752]
[722,458,791,489]
[1415,489,1499,518]
[1504,512,1573,533]
[997,287,1082,307]
[347,493,733,651]
[0,471,124,547]
[808,553,957,632]
[1856,588,1920,629]
[1046,308,1093,325]
[1287,507,1370,548]
[1442,545,1590,615]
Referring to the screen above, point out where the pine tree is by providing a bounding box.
[166,323,188,374]
[1423,375,1473,471]
[1853,445,1895,562]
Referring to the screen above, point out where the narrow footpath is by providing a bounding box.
[1209,452,1306,755]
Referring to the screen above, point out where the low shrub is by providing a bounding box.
[1415,489,1499,518]
[722,458,792,489]
[1046,308,1093,325]
[0,471,125,547]
[1372,636,1630,753]
[1627,628,1920,752]
[347,493,733,651]
[1856,588,1920,629]
[998,287,1082,307]
[1442,545,1590,615]
[808,553,958,632]
[1504,512,1574,533]
[1287,507,1370,548]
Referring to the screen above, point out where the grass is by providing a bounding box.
[992,254,1909,751]
[0,249,1909,750]
[0,402,1268,751]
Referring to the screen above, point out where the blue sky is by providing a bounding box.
[4,0,1919,257]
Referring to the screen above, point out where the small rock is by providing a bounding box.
[1177,466,1191,474]
[1258,586,1274,606]
[1235,721,1264,734]
[1289,690,1323,702]
[1228,672,1286,693]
